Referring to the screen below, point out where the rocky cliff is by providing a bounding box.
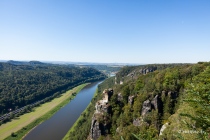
[115,66,157,85]
[90,89,113,140]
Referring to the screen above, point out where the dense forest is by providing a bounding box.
[82,65,122,76]
[68,62,210,140]
[0,62,106,116]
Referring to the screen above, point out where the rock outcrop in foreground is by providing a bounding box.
[90,89,113,140]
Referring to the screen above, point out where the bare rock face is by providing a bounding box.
[117,93,123,101]
[159,122,169,136]
[115,77,117,84]
[95,89,113,113]
[116,127,122,134]
[128,95,135,105]
[162,90,166,96]
[162,90,178,99]
[95,102,110,113]
[151,95,163,113]
[90,114,108,140]
[141,95,164,116]
[133,118,141,126]
[133,118,149,127]
[139,67,157,75]
[90,89,113,139]
[142,69,147,75]
[141,99,152,116]
[91,117,101,140]
[151,95,159,110]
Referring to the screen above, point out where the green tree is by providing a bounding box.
[181,66,210,139]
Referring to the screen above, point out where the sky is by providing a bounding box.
[0,0,210,64]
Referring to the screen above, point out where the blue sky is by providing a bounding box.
[0,0,210,63]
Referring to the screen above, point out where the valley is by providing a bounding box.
[0,61,209,140]
[1,1,209,139]
[0,84,86,140]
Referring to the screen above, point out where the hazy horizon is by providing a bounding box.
[1,0,210,63]
[1,59,199,66]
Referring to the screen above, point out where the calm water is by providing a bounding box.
[24,81,102,140]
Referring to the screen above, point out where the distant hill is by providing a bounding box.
[7,60,47,66]
[7,60,28,65]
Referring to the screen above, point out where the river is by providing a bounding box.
[23,81,102,140]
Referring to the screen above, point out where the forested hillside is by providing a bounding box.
[68,62,210,140]
[107,62,210,140]
[0,62,106,115]
[82,65,122,76]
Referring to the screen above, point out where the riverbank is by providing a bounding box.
[63,88,99,140]
[0,83,88,140]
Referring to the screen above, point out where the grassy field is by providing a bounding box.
[62,88,98,140]
[0,83,88,140]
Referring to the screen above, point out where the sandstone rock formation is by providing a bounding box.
[117,93,123,101]
[91,117,101,140]
[151,95,163,113]
[141,99,152,116]
[159,122,169,136]
[90,89,113,140]
[162,90,178,99]
[142,95,163,116]
[128,95,135,105]
[133,118,141,126]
